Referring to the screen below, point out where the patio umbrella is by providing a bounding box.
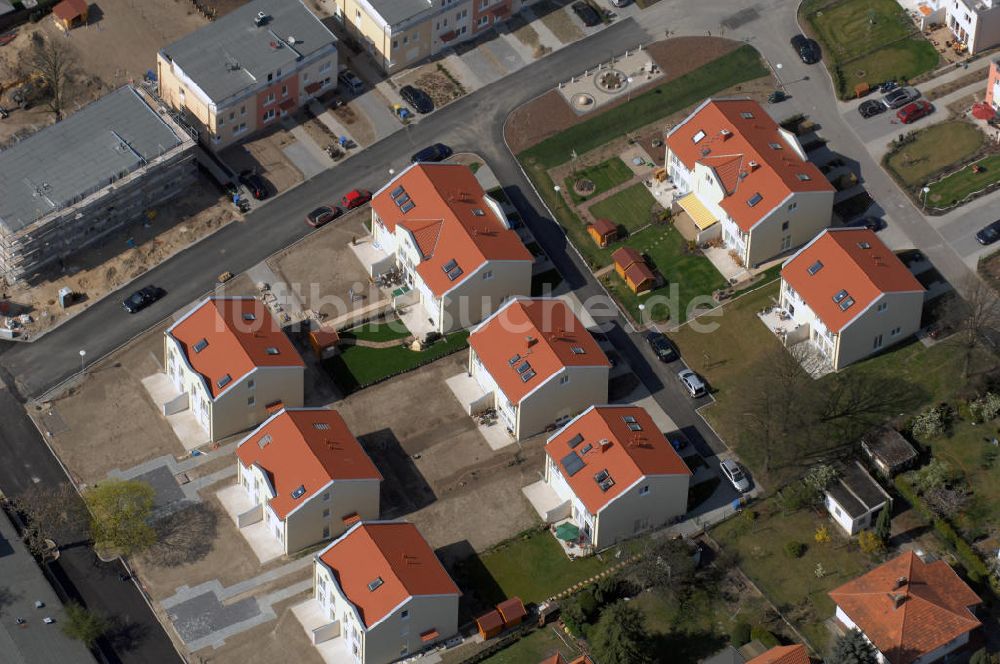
[972,102,996,121]
[554,522,580,541]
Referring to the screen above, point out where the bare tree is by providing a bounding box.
[9,483,90,555]
[23,33,76,119]
[948,277,1000,378]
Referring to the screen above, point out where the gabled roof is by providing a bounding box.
[167,297,304,398]
[590,218,617,235]
[235,408,381,520]
[665,98,833,233]
[612,246,644,270]
[824,461,890,520]
[545,405,690,514]
[468,297,610,404]
[317,522,460,629]
[782,228,923,333]
[861,427,918,469]
[159,0,337,103]
[746,644,809,664]
[371,163,532,297]
[53,0,87,21]
[829,551,981,664]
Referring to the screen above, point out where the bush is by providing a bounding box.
[803,464,838,492]
[858,530,885,555]
[784,541,806,558]
[911,404,951,439]
[730,621,751,646]
[970,393,1000,422]
[750,626,780,648]
[776,481,818,512]
[815,524,831,544]
[980,445,999,470]
[911,458,957,493]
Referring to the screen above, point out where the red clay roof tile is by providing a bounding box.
[545,405,691,514]
[318,522,460,628]
[236,409,381,520]
[468,298,610,404]
[781,229,924,333]
[746,644,810,664]
[828,551,981,664]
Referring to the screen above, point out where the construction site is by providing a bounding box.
[0,85,198,285]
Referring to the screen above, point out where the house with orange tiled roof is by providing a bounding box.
[164,296,305,442]
[365,163,532,334]
[665,98,834,269]
[465,297,611,441]
[534,405,690,549]
[778,228,924,371]
[231,408,381,556]
[746,644,810,664]
[311,521,460,664]
[829,551,981,664]
[540,655,594,664]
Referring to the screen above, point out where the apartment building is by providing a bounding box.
[157,0,338,150]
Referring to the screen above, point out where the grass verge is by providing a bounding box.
[883,121,984,189]
[564,157,635,203]
[926,153,1000,209]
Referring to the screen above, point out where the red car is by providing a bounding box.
[896,100,933,124]
[341,189,372,209]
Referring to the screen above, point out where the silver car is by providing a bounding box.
[678,369,707,398]
[881,86,919,109]
[720,459,751,493]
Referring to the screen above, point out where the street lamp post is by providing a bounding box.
[79,349,86,374]
[922,186,930,210]
[626,76,634,103]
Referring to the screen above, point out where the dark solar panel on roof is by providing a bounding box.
[561,451,585,476]
[390,186,405,199]
[568,433,584,448]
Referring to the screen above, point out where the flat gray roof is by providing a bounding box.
[368,0,434,28]
[828,462,889,519]
[0,510,97,664]
[160,0,337,103]
[0,86,189,235]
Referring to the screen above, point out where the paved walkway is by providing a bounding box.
[284,125,329,179]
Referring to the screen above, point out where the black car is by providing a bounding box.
[123,286,165,314]
[790,34,821,64]
[399,85,434,114]
[411,143,453,163]
[977,220,1000,245]
[571,1,601,26]
[646,331,677,362]
[767,90,788,104]
[847,216,884,232]
[858,99,886,118]
[238,170,268,200]
[306,205,343,227]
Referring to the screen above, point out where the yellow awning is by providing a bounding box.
[677,193,718,231]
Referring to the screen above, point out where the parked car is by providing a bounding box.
[667,432,689,453]
[337,69,364,95]
[767,90,788,104]
[411,143,453,163]
[645,331,677,362]
[399,85,434,114]
[609,0,629,7]
[858,99,886,118]
[238,170,268,200]
[306,205,342,227]
[881,86,919,109]
[976,220,1000,245]
[341,189,372,209]
[571,1,601,26]
[896,99,933,124]
[846,216,884,231]
[122,286,165,314]
[880,80,899,93]
[790,34,821,64]
[720,458,751,493]
[678,369,707,398]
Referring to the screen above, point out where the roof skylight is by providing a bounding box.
[193,338,209,353]
[807,260,824,275]
[747,193,763,207]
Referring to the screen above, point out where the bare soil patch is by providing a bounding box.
[6,180,232,339]
[537,1,583,43]
[192,596,325,664]
[506,37,746,154]
[222,128,303,194]
[415,68,465,107]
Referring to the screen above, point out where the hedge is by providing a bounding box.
[894,475,994,588]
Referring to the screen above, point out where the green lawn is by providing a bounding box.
[564,157,635,203]
[340,319,411,343]
[587,183,659,234]
[455,529,623,606]
[805,0,939,99]
[808,0,918,61]
[712,502,872,651]
[324,325,470,392]
[519,45,769,170]
[884,122,984,189]
[632,590,736,663]
[602,224,728,324]
[926,154,1000,209]
[915,419,1000,537]
[671,282,988,476]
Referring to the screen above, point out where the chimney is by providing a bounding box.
[720,128,732,139]
[894,576,908,590]
[748,160,760,171]
[525,335,537,347]
[891,593,906,609]
[598,439,612,453]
